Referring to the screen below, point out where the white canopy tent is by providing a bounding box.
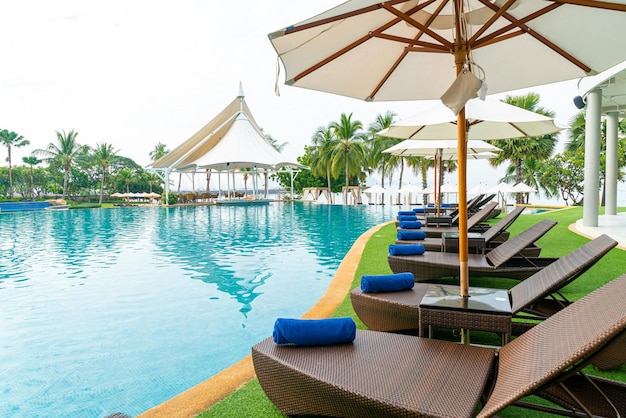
[147,84,305,204]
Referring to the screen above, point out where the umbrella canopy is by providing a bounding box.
[269,1,626,102]
[489,182,517,194]
[469,183,491,195]
[363,185,386,194]
[269,0,626,322]
[378,99,564,140]
[384,139,500,157]
[438,151,498,161]
[513,183,537,193]
[440,183,458,193]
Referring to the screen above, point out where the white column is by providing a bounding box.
[583,88,602,227]
[605,111,619,216]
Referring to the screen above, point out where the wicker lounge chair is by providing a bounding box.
[388,219,558,281]
[400,201,499,238]
[396,206,525,253]
[352,234,617,334]
[252,274,626,417]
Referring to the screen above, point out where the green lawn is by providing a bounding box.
[199,206,626,417]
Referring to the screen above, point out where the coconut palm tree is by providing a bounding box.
[22,155,41,200]
[489,93,559,204]
[367,111,398,190]
[0,129,30,198]
[330,113,366,203]
[117,168,133,194]
[92,143,119,204]
[34,130,83,199]
[149,142,169,162]
[310,124,337,203]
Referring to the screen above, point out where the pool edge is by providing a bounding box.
[137,221,390,418]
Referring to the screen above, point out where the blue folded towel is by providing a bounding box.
[360,272,415,293]
[397,211,416,216]
[397,230,426,241]
[413,208,425,213]
[272,317,357,345]
[398,215,417,222]
[399,220,422,229]
[389,244,425,256]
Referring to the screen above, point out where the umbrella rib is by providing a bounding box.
[468,0,520,45]
[282,0,407,35]
[474,0,592,73]
[367,0,450,100]
[382,2,453,50]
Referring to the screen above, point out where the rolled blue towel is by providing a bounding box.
[389,244,425,256]
[413,208,425,213]
[273,317,356,345]
[399,220,422,229]
[397,211,416,216]
[360,272,415,293]
[398,215,417,222]
[397,230,426,241]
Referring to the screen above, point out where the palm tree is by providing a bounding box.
[310,124,337,202]
[489,93,559,204]
[22,155,41,200]
[0,129,30,198]
[149,142,169,162]
[92,143,119,204]
[34,130,82,199]
[330,113,366,203]
[367,111,398,190]
[118,168,133,194]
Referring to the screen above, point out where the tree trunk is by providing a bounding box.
[7,146,13,198]
[99,170,105,204]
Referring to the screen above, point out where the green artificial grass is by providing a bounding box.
[199,206,626,418]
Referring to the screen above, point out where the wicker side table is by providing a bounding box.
[419,284,512,344]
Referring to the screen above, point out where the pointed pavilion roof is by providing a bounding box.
[148,84,304,172]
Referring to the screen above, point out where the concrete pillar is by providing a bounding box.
[605,111,619,216]
[583,88,601,227]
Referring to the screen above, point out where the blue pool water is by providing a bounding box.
[0,202,400,417]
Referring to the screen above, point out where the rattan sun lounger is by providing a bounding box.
[388,219,558,281]
[400,201,498,238]
[252,274,626,417]
[352,234,617,334]
[396,206,525,253]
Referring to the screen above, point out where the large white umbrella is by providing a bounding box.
[269,0,626,327]
[384,139,500,212]
[513,182,537,204]
[384,139,500,157]
[363,184,386,204]
[379,98,563,140]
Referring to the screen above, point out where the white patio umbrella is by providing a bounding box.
[513,183,537,193]
[363,185,386,204]
[269,0,626,332]
[468,183,491,195]
[513,182,537,204]
[489,182,517,208]
[397,183,423,205]
[378,99,563,141]
[385,139,501,213]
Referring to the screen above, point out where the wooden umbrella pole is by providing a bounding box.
[454,0,470,344]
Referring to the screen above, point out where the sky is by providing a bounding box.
[0,0,592,203]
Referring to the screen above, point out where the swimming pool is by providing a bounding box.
[0,202,400,417]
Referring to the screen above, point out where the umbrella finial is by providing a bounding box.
[238,82,245,98]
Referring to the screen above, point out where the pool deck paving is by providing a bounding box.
[571,212,626,250]
[138,212,626,417]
